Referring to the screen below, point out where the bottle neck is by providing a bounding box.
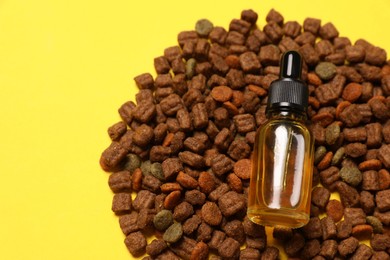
[267,108,307,122]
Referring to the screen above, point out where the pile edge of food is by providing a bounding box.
[99,8,390,260]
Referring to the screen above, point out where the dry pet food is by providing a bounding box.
[100,8,390,259]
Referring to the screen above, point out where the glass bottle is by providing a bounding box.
[247,50,314,228]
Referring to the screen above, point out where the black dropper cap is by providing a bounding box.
[266,50,309,115]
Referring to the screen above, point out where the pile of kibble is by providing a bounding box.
[100,8,390,259]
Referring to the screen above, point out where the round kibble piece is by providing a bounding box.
[211,86,233,102]
[195,19,214,37]
[366,216,384,234]
[190,241,209,260]
[201,201,222,226]
[339,166,362,186]
[153,209,174,231]
[317,151,333,170]
[163,222,183,244]
[150,162,165,181]
[326,199,344,222]
[140,160,152,176]
[331,147,345,166]
[164,190,182,209]
[314,146,327,165]
[198,171,215,194]
[233,158,251,179]
[124,153,142,173]
[315,62,337,80]
[186,58,197,79]
[342,83,363,103]
[325,123,340,145]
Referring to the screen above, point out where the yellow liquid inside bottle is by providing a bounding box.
[247,112,314,228]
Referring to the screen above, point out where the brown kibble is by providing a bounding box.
[222,101,239,116]
[190,241,209,260]
[362,170,380,191]
[273,226,293,241]
[343,127,367,143]
[239,51,261,73]
[164,190,182,210]
[231,90,245,107]
[132,168,143,191]
[335,100,351,119]
[227,173,243,192]
[311,123,326,145]
[119,212,139,235]
[247,84,267,97]
[124,231,147,257]
[160,182,182,193]
[266,9,284,25]
[317,151,333,170]
[370,234,390,251]
[309,96,320,110]
[371,251,390,260]
[307,72,322,86]
[319,239,338,259]
[201,202,222,226]
[299,42,319,65]
[240,248,261,260]
[320,166,340,190]
[378,144,390,168]
[162,132,175,147]
[210,86,233,102]
[336,181,360,208]
[303,18,321,35]
[338,236,359,257]
[322,216,337,240]
[359,191,375,215]
[218,237,241,259]
[344,208,366,227]
[285,233,305,256]
[352,224,373,239]
[176,171,198,189]
[302,217,323,239]
[311,112,334,127]
[225,54,240,69]
[339,104,363,127]
[108,121,127,141]
[326,199,344,222]
[100,142,128,172]
[358,159,382,171]
[233,158,251,180]
[319,22,339,40]
[344,143,367,158]
[337,220,353,240]
[376,189,390,212]
[218,191,246,217]
[379,169,390,190]
[342,83,363,103]
[311,186,331,209]
[112,193,132,214]
[198,171,216,194]
[108,170,132,193]
[134,73,154,89]
[345,45,366,63]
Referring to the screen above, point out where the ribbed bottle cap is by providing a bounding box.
[266,50,309,114]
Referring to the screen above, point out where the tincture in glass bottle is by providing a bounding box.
[247,50,314,228]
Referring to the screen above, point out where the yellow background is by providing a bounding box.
[0,0,389,259]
